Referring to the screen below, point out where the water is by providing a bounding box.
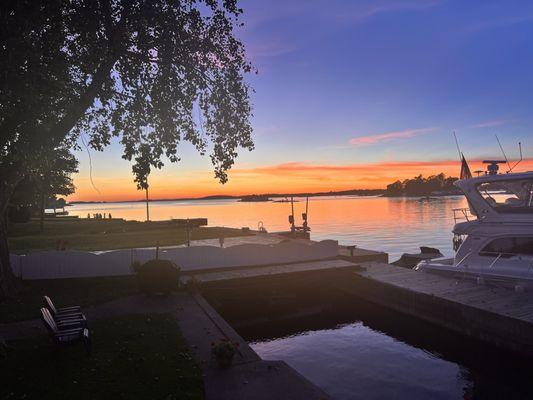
[251,323,468,400]
[236,299,532,400]
[69,195,468,259]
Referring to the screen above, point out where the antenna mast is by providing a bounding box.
[453,131,462,161]
[509,142,523,172]
[495,135,511,172]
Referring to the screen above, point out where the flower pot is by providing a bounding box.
[216,353,234,368]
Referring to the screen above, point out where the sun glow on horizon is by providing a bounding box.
[68,158,533,202]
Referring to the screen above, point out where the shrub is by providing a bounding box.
[134,259,180,295]
[211,337,239,368]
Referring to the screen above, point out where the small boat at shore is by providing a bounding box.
[416,160,533,289]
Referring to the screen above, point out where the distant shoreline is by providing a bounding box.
[68,191,466,205]
[382,192,463,198]
[68,189,385,205]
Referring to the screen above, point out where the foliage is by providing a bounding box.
[0,314,204,400]
[7,206,32,224]
[135,259,181,294]
[384,173,460,197]
[7,145,78,231]
[211,337,239,367]
[31,145,79,201]
[0,0,254,294]
[1,0,253,189]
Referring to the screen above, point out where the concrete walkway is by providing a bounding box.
[1,291,330,399]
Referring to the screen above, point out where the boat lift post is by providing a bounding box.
[302,196,309,232]
[289,196,296,233]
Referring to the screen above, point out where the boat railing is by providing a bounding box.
[455,251,472,268]
[528,257,533,275]
[453,208,476,224]
[488,253,503,269]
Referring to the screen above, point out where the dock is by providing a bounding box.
[347,262,533,356]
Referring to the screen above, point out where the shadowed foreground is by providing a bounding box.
[1,313,203,400]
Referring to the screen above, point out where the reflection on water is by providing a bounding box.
[239,300,533,400]
[252,323,468,400]
[69,196,468,258]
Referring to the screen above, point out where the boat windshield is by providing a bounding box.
[477,178,533,212]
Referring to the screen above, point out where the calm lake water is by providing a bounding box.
[244,299,532,400]
[71,195,532,399]
[69,195,468,259]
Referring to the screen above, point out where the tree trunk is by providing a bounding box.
[0,211,18,299]
[39,190,45,233]
[0,176,22,299]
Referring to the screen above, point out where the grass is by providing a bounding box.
[0,314,204,400]
[8,218,250,253]
[0,276,139,323]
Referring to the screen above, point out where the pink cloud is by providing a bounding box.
[472,119,510,128]
[349,127,436,146]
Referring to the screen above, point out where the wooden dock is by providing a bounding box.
[347,262,533,356]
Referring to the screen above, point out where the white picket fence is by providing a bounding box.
[9,240,339,280]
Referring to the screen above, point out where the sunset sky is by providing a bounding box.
[71,0,533,201]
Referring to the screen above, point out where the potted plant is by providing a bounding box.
[211,337,239,368]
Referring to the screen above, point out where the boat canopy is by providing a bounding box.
[455,172,533,220]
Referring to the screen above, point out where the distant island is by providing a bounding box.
[239,195,272,202]
[383,174,461,197]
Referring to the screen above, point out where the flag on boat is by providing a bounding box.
[460,153,472,179]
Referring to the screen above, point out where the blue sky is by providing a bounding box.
[73,0,533,200]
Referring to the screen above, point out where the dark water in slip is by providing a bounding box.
[243,300,533,400]
[72,196,533,399]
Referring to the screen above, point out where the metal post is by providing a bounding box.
[186,219,191,247]
[145,186,150,222]
[291,196,295,233]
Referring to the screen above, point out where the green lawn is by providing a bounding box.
[1,314,204,400]
[8,218,250,253]
[0,276,139,323]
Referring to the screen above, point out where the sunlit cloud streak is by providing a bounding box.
[349,128,436,146]
[472,119,511,128]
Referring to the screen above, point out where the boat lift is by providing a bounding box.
[288,196,311,234]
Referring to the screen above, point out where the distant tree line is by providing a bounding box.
[384,173,460,197]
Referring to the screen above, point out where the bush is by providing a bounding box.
[134,259,181,295]
[8,205,31,223]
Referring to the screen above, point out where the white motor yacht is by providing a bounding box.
[415,161,533,288]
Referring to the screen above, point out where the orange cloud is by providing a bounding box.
[349,127,435,146]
